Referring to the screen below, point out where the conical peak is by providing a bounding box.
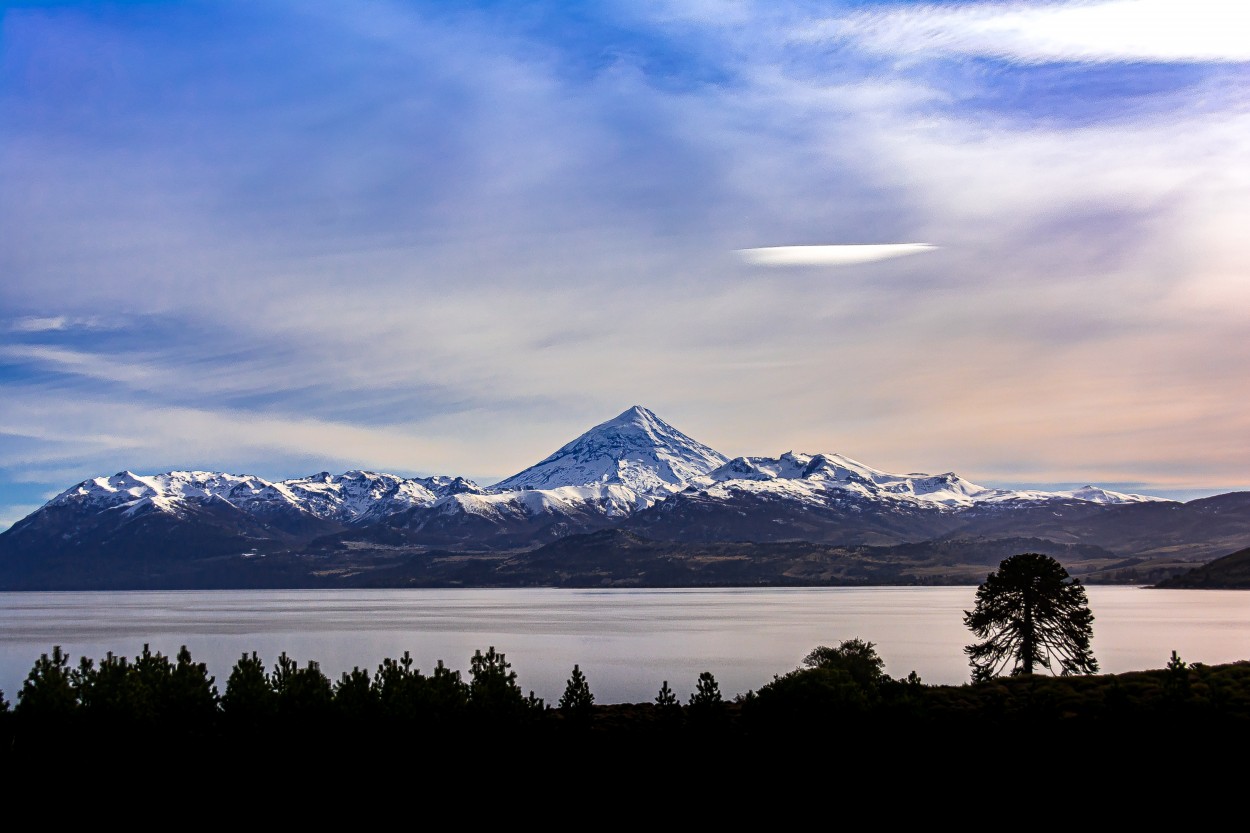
[619,405,651,418]
[493,406,728,493]
[605,405,659,429]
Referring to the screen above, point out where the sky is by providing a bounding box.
[2,0,1249,528]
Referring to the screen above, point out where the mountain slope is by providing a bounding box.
[1155,544,1250,588]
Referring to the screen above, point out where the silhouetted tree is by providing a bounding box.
[559,664,593,709]
[75,651,150,725]
[271,652,332,719]
[425,659,470,722]
[166,645,218,728]
[132,643,173,711]
[964,552,1098,682]
[689,671,722,707]
[558,664,594,725]
[334,666,377,720]
[468,646,541,726]
[221,651,275,723]
[16,646,77,719]
[1163,650,1192,706]
[687,671,726,729]
[655,680,678,708]
[373,651,426,723]
[744,640,894,733]
[803,637,887,689]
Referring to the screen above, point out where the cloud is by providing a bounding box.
[736,243,938,266]
[8,316,107,333]
[0,395,491,480]
[803,0,1250,64]
[1,1,1248,505]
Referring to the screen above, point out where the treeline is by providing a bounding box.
[3,640,1250,763]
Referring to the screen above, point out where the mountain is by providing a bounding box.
[494,405,728,495]
[1,405,1246,589]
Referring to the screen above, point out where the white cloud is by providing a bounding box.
[10,316,69,332]
[737,243,937,266]
[804,0,1250,64]
[7,316,110,333]
[0,397,487,477]
[3,1,1250,500]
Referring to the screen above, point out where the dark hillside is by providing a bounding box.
[1155,545,1250,588]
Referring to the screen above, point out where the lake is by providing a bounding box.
[2,586,1248,705]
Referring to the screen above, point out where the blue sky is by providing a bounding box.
[3,0,1249,526]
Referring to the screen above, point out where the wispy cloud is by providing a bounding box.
[7,316,107,333]
[802,0,1250,64]
[737,243,937,266]
[0,0,1247,519]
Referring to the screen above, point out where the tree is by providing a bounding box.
[271,652,333,719]
[166,645,218,728]
[688,671,722,708]
[468,646,538,723]
[16,646,78,719]
[334,666,377,720]
[745,639,891,731]
[1163,650,1191,705]
[221,651,276,722]
[803,637,887,689]
[558,664,594,713]
[964,552,1098,682]
[557,664,594,729]
[687,671,725,728]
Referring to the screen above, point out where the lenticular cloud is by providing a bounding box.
[805,0,1250,65]
[737,243,937,267]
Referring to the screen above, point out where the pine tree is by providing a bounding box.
[373,650,426,723]
[334,666,377,720]
[271,653,332,719]
[221,651,275,723]
[687,671,726,727]
[468,646,538,725]
[166,645,218,729]
[558,664,594,723]
[16,646,78,719]
[689,671,722,708]
[1163,650,1192,705]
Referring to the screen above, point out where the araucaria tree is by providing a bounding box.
[964,552,1098,682]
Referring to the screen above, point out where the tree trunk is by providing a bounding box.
[1021,588,1034,675]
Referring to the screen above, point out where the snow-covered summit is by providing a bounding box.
[46,468,481,524]
[493,405,729,495]
[980,484,1166,506]
[701,451,1166,509]
[701,451,990,508]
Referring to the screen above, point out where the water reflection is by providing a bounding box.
[1,586,1247,705]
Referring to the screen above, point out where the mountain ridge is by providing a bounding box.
[2,405,1243,590]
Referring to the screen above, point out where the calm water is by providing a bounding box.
[2,586,1248,705]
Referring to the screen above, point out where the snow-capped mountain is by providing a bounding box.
[697,451,1163,510]
[42,469,484,526]
[7,403,1237,591]
[494,405,728,495]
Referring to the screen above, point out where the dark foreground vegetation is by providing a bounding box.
[7,553,1244,802]
[3,639,1249,782]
